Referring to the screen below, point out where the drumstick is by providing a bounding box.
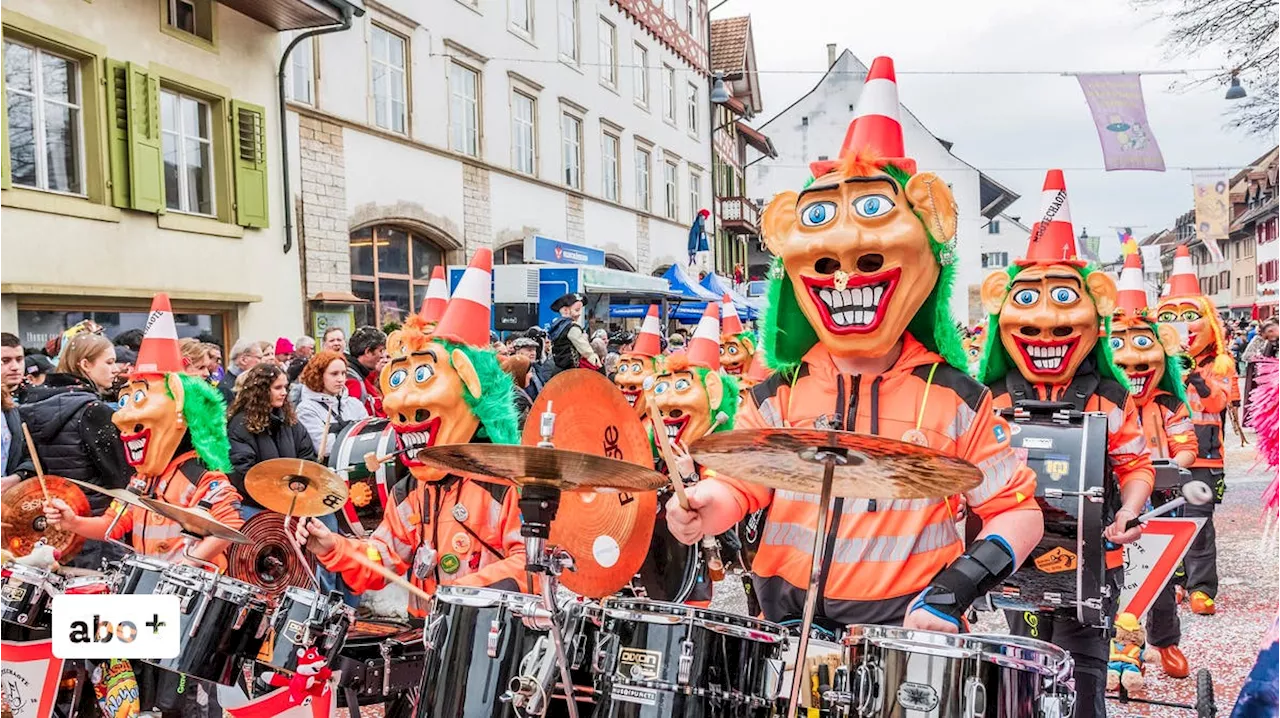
[20,423,49,502]
[641,382,689,511]
[317,412,332,460]
[350,550,434,604]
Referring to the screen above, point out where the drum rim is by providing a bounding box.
[602,597,788,643]
[2,562,59,582]
[122,555,174,570]
[434,584,541,609]
[846,624,1072,676]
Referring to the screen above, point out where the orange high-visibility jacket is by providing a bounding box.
[1184,355,1233,469]
[107,451,244,569]
[713,334,1039,626]
[1135,389,1197,461]
[317,473,527,616]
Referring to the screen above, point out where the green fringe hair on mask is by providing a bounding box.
[437,339,519,445]
[166,373,232,473]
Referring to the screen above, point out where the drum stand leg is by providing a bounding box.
[518,484,580,718]
[787,453,840,718]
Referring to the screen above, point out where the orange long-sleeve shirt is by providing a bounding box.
[1185,354,1233,469]
[1135,389,1198,461]
[317,472,527,616]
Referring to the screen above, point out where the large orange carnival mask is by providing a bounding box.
[718,295,755,376]
[979,171,1117,386]
[115,374,187,477]
[381,250,517,480]
[647,306,738,449]
[613,305,662,414]
[1156,245,1231,368]
[1110,253,1183,403]
[760,57,963,367]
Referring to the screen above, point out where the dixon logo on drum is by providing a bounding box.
[51,595,180,659]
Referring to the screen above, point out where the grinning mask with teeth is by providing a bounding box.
[613,353,656,417]
[980,263,1118,386]
[761,155,959,361]
[648,354,738,452]
[114,374,187,477]
[1110,314,1185,405]
[719,334,755,376]
[1154,298,1217,360]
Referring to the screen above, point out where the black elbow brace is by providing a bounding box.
[920,537,1017,621]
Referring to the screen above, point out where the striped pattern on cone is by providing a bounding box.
[632,305,662,357]
[1163,245,1200,298]
[686,303,721,369]
[134,293,183,376]
[1018,169,1085,267]
[420,266,450,324]
[1115,252,1148,315]
[720,294,744,336]
[432,249,493,347]
[809,56,917,178]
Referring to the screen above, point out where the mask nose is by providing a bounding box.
[855,254,884,273]
[1019,326,1041,337]
[1051,326,1073,337]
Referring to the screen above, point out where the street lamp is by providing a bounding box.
[1225,70,1247,100]
[710,71,731,104]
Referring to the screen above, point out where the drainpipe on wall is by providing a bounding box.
[279,2,363,254]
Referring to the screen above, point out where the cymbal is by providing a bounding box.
[417,444,669,493]
[138,497,252,544]
[689,429,983,499]
[244,458,349,517]
[0,476,89,559]
[227,512,315,598]
[524,369,658,598]
[63,477,151,510]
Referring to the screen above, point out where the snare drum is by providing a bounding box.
[335,622,425,718]
[595,598,788,718]
[258,586,355,673]
[145,566,270,685]
[114,554,175,595]
[838,625,1074,718]
[1,562,61,628]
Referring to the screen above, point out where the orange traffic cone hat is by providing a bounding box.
[686,303,721,369]
[1163,245,1200,298]
[721,294,744,336]
[1018,169,1085,267]
[134,293,184,377]
[1115,252,1148,316]
[432,249,492,347]
[632,305,662,357]
[419,266,450,325]
[810,56,916,178]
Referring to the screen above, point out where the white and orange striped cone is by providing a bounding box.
[1115,252,1148,316]
[721,294,745,336]
[686,303,721,370]
[632,305,662,357]
[432,249,493,348]
[133,293,184,377]
[420,266,450,325]
[1162,245,1201,299]
[810,56,916,178]
[1018,169,1084,267]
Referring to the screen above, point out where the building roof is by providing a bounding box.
[710,16,750,74]
[736,121,776,158]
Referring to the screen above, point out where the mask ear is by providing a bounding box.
[980,271,1011,316]
[1157,323,1183,355]
[761,190,800,257]
[164,373,185,417]
[450,349,482,400]
[704,373,724,415]
[904,172,958,242]
[1086,271,1118,317]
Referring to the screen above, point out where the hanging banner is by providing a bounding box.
[1,640,64,718]
[1141,244,1164,274]
[1119,517,1204,620]
[1193,172,1230,262]
[1076,74,1166,171]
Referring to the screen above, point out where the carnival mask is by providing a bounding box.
[114,374,186,477]
[1110,318,1181,403]
[761,164,957,358]
[613,353,653,415]
[1155,299,1213,358]
[381,342,483,479]
[981,264,1117,385]
[719,335,754,376]
[650,366,725,449]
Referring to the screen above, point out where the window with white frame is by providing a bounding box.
[165,0,214,43]
[288,35,314,105]
[687,0,699,39]
[598,18,617,88]
[664,159,678,220]
[663,0,677,18]
[370,25,407,133]
[511,90,536,175]
[689,169,702,220]
[561,111,582,189]
[602,131,620,201]
[662,64,676,123]
[686,82,699,133]
[448,62,479,156]
[3,40,84,195]
[635,146,651,211]
[509,0,533,37]
[558,0,578,63]
[160,89,214,215]
[632,43,649,107]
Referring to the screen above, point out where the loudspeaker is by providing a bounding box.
[494,303,537,331]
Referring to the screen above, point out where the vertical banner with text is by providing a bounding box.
[1076,74,1166,172]
[1193,172,1231,262]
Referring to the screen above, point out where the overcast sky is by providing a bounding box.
[717,0,1275,261]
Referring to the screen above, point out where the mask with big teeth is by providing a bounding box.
[612,353,655,416]
[648,353,737,451]
[113,374,187,477]
[1110,315,1183,404]
[719,334,755,376]
[980,263,1118,385]
[1154,299,1215,359]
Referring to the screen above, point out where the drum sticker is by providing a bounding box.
[616,647,662,681]
[2,583,27,602]
[1022,437,1054,450]
[1034,547,1078,573]
[611,685,658,707]
[896,682,939,712]
[282,620,305,647]
[1043,454,1072,482]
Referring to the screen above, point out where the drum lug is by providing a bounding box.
[231,606,248,631]
[676,640,694,685]
[851,662,881,717]
[592,631,616,675]
[379,642,392,696]
[424,614,446,652]
[487,618,503,658]
[963,677,986,718]
[1038,692,1073,718]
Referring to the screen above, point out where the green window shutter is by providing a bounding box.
[125,61,164,213]
[231,100,269,228]
[105,59,130,208]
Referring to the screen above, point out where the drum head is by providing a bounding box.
[329,419,406,534]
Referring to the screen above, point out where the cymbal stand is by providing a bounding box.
[102,502,138,556]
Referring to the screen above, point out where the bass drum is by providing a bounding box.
[328,418,407,534]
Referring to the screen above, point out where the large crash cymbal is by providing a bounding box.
[1,476,89,559]
[244,458,349,517]
[689,429,982,499]
[138,497,252,544]
[523,369,658,598]
[417,443,668,493]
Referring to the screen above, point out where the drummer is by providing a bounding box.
[666,57,1042,633]
[294,250,530,616]
[976,171,1153,718]
[44,293,244,569]
[1110,252,1198,680]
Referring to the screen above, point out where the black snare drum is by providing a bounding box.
[1,563,60,628]
[258,586,355,673]
[115,554,175,595]
[328,419,406,534]
[146,566,270,685]
[994,404,1112,628]
[1152,458,1192,492]
[595,598,788,718]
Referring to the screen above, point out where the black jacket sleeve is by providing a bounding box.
[226,412,261,503]
[77,401,132,491]
[4,407,34,478]
[291,421,318,462]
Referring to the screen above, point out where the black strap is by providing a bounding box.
[1004,360,1099,411]
[921,538,1017,620]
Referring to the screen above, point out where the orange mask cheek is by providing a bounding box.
[382,359,480,473]
[719,339,751,373]
[113,377,185,477]
[653,375,712,448]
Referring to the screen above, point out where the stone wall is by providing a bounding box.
[462,164,492,258]
[299,116,350,294]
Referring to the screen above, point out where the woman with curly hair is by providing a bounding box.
[295,350,368,461]
[226,363,316,513]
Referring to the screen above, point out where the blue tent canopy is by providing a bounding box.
[662,264,721,301]
[700,273,761,321]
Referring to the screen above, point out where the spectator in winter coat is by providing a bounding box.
[218,338,264,403]
[2,390,35,492]
[287,336,315,384]
[345,326,387,418]
[2,333,25,399]
[294,351,369,462]
[226,364,317,513]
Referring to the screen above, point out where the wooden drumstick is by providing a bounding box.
[642,383,689,511]
[317,412,332,460]
[20,423,50,502]
[351,550,433,603]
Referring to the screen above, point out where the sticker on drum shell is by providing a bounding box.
[616,647,662,681]
[1034,547,1078,573]
[2,584,27,602]
[896,682,939,712]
